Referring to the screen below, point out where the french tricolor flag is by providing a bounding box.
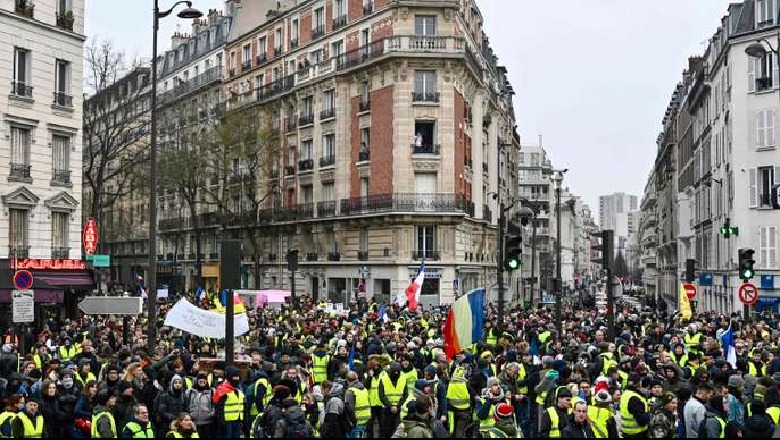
[404,260,425,311]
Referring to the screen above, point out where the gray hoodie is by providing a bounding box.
[344,381,366,426]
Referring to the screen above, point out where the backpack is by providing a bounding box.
[283,412,313,439]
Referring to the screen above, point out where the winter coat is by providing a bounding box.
[321,382,349,438]
[183,387,214,425]
[74,395,95,420]
[742,412,775,438]
[155,387,186,430]
[561,419,596,438]
[649,407,677,438]
[40,393,68,438]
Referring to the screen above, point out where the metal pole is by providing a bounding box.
[497,202,506,322]
[146,0,160,354]
[555,184,563,337]
[604,230,615,340]
[225,287,234,365]
[530,215,537,307]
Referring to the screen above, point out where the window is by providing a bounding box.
[416,226,436,257]
[275,28,283,51]
[242,45,251,69]
[760,226,779,268]
[258,36,267,58]
[361,28,369,46]
[360,127,370,149]
[415,16,437,35]
[757,0,776,26]
[757,109,776,148]
[360,177,369,197]
[413,70,437,101]
[309,49,323,65]
[332,40,344,57]
[530,153,539,166]
[323,89,335,111]
[302,140,313,160]
[51,211,69,250]
[57,0,71,14]
[750,166,780,208]
[314,7,324,30]
[414,121,436,150]
[302,185,313,204]
[322,182,334,202]
[292,19,299,42]
[10,126,30,166]
[323,134,335,158]
[303,95,314,117]
[52,134,70,178]
[13,48,30,96]
[9,209,28,250]
[335,0,346,17]
[359,228,369,252]
[55,59,70,98]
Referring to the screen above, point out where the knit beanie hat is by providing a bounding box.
[494,403,514,422]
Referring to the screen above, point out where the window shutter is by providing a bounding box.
[770,226,778,268]
[749,168,758,208]
[769,110,776,146]
[757,110,766,147]
[749,58,756,92]
[761,226,769,268]
[775,165,780,185]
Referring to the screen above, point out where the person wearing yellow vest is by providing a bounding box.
[75,359,97,387]
[539,386,572,438]
[91,391,118,438]
[701,395,736,438]
[58,339,77,363]
[378,362,408,438]
[215,367,245,438]
[684,324,703,355]
[365,359,385,438]
[480,403,518,438]
[596,346,616,377]
[310,344,330,385]
[344,371,371,438]
[749,351,768,378]
[476,377,506,430]
[445,365,472,437]
[0,394,23,438]
[165,413,200,438]
[562,401,597,438]
[619,375,649,438]
[589,388,618,438]
[399,355,418,395]
[121,403,155,438]
[670,343,688,367]
[11,400,45,438]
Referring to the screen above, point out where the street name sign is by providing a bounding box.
[78,296,142,315]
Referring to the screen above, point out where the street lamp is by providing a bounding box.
[147,0,202,353]
[551,169,567,338]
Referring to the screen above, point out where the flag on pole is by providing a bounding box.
[405,260,426,311]
[721,325,738,369]
[443,288,486,360]
[679,283,692,320]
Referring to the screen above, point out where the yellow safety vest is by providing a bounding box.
[0,411,16,436]
[16,413,43,438]
[517,363,528,395]
[710,415,726,438]
[75,372,96,386]
[587,406,612,438]
[599,352,616,376]
[311,354,330,384]
[250,378,271,418]
[478,399,497,429]
[223,390,245,422]
[768,407,780,425]
[380,374,407,407]
[292,381,307,404]
[368,374,384,407]
[59,346,77,362]
[620,390,648,435]
[481,427,509,438]
[168,431,200,438]
[547,406,562,438]
[486,329,498,346]
[685,333,702,354]
[671,352,688,367]
[401,369,418,394]
[91,411,117,438]
[446,377,471,410]
[749,362,767,378]
[347,387,371,427]
[124,421,155,438]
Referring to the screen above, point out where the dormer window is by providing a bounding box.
[757,0,777,27]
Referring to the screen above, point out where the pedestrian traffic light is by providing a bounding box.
[685,259,696,282]
[504,223,522,272]
[738,249,756,280]
[286,249,299,272]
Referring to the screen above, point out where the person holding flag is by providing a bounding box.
[403,261,426,311]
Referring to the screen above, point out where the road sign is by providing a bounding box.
[357,266,370,278]
[12,270,33,290]
[739,283,759,305]
[12,290,34,322]
[91,254,111,268]
[682,283,698,300]
[78,296,143,315]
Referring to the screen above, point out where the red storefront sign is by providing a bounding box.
[12,259,87,270]
[83,218,98,255]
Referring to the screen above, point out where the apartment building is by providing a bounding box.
[598,192,639,258]
[0,0,89,318]
[200,0,520,306]
[639,169,658,301]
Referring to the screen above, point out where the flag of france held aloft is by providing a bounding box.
[443,288,486,360]
[721,325,737,369]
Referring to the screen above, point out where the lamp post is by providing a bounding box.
[516,201,541,306]
[147,0,202,354]
[552,169,567,338]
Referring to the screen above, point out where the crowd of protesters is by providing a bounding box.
[1,290,780,438]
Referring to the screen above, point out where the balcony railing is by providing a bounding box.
[298,203,314,219]
[482,162,489,173]
[209,252,219,260]
[359,99,371,112]
[332,15,347,30]
[9,245,30,259]
[10,163,31,179]
[52,169,71,184]
[328,251,341,261]
[285,118,298,132]
[317,200,336,217]
[256,53,267,64]
[267,253,278,262]
[358,149,370,162]
[320,155,335,167]
[320,108,335,120]
[290,39,299,50]
[412,143,440,155]
[56,12,74,31]
[413,250,440,261]
[158,66,222,105]
[15,1,34,18]
[298,158,314,172]
[483,204,492,222]
[274,46,283,57]
[411,91,440,103]
[363,1,374,15]
[306,252,318,261]
[51,246,70,259]
[299,113,315,126]
[312,25,325,40]
[358,250,369,260]
[757,77,773,92]
[10,81,33,98]
[242,60,252,72]
[340,193,472,216]
[284,165,295,176]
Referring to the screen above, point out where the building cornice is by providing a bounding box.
[0,8,86,41]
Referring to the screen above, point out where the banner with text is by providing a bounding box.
[164,299,249,339]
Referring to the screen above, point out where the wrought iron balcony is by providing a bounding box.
[256,53,267,64]
[328,251,341,261]
[465,157,473,168]
[320,108,335,120]
[339,193,472,216]
[285,118,298,132]
[317,200,336,217]
[274,46,283,57]
[482,162,489,173]
[10,81,33,98]
[267,253,278,262]
[483,204,492,222]
[363,1,374,15]
[320,155,335,167]
[51,246,70,259]
[306,252,318,261]
[299,113,315,126]
[52,169,71,184]
[411,143,440,155]
[15,1,34,18]
[413,250,440,261]
[290,39,299,50]
[358,250,368,261]
[53,91,73,107]
[298,158,314,172]
[756,77,773,92]
[10,163,31,179]
[9,245,30,259]
[359,99,371,112]
[242,60,252,72]
[284,165,295,176]
[332,15,347,30]
[312,25,325,40]
[411,91,440,103]
[298,203,314,219]
[358,149,370,162]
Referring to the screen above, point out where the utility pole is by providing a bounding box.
[497,202,506,322]
[603,230,615,340]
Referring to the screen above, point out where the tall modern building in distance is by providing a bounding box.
[599,192,639,255]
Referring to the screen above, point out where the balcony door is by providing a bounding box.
[414,172,437,211]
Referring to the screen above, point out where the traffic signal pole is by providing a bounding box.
[603,230,615,341]
[497,202,506,323]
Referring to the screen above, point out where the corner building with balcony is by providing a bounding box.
[0,0,89,320]
[219,0,519,305]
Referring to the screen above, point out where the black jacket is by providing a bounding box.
[562,420,596,438]
[743,412,775,438]
[40,394,68,438]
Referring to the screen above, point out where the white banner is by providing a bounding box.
[164,299,249,339]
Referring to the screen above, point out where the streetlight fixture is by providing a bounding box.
[551,169,568,338]
[147,0,202,354]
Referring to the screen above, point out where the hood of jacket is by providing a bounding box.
[327,382,345,399]
[347,381,365,391]
[495,418,517,436]
[745,413,774,433]
[284,403,306,421]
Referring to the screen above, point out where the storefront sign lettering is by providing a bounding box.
[13,259,87,270]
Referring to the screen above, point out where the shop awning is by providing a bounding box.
[36,273,94,287]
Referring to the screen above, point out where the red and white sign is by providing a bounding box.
[13,259,86,270]
[83,218,98,255]
[739,283,759,305]
[682,283,698,300]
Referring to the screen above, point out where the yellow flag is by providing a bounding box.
[680,283,692,320]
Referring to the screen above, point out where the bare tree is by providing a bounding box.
[82,39,150,242]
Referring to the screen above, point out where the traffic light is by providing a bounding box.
[286,249,299,272]
[720,217,739,237]
[738,249,756,281]
[504,223,522,272]
[592,230,613,268]
[685,259,696,282]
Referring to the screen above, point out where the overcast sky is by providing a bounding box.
[86,0,733,212]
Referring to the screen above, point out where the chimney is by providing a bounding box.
[171,26,189,50]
